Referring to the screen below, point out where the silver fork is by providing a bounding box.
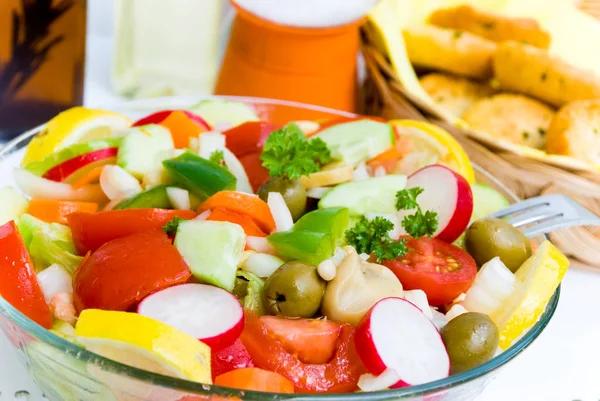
[488,194,600,238]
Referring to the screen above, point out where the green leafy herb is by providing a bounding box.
[261,124,331,180]
[163,216,187,235]
[453,30,463,39]
[209,149,228,170]
[345,216,407,262]
[395,187,439,238]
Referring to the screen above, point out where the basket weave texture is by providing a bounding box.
[359,1,600,268]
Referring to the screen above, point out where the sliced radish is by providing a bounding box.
[398,165,473,243]
[358,369,401,392]
[137,283,243,351]
[355,297,449,387]
[132,110,211,130]
[37,264,73,304]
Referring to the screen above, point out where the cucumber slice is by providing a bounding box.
[471,183,510,221]
[312,120,395,166]
[114,185,173,210]
[319,175,407,216]
[117,125,174,178]
[0,187,29,225]
[174,220,245,291]
[188,99,259,128]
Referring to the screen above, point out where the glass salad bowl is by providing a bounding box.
[0,96,559,401]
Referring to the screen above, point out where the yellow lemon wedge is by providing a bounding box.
[491,241,569,349]
[22,107,131,165]
[75,309,211,384]
[389,119,476,183]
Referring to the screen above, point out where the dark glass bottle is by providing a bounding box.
[0,0,86,140]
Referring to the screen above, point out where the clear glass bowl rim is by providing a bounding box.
[0,95,560,400]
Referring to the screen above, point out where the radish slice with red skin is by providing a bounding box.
[132,110,211,130]
[354,297,449,388]
[398,165,473,243]
[137,283,244,351]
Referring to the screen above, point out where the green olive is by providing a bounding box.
[258,177,307,221]
[441,312,499,374]
[263,261,325,318]
[465,217,532,272]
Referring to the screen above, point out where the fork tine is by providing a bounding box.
[522,217,600,237]
[507,209,563,228]
[488,195,553,219]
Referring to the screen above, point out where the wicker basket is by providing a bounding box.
[359,2,600,268]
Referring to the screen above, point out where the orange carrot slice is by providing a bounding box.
[199,191,275,233]
[207,207,267,237]
[215,368,294,393]
[28,199,98,225]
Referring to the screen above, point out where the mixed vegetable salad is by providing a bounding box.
[0,99,568,394]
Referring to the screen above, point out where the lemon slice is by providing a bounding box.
[75,309,211,383]
[389,119,475,183]
[22,107,131,165]
[491,241,569,349]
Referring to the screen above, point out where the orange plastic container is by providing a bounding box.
[215,2,365,113]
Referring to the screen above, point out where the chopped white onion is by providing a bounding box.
[242,253,285,278]
[198,132,226,159]
[188,137,200,153]
[359,253,370,261]
[13,168,107,203]
[352,162,370,181]
[222,148,253,193]
[267,192,293,232]
[446,304,469,321]
[317,259,337,281]
[374,165,387,177]
[306,186,331,199]
[358,369,401,392]
[100,165,143,200]
[246,236,277,254]
[37,264,72,304]
[430,308,449,330]
[166,187,191,210]
[195,210,212,220]
[292,120,320,136]
[403,289,432,319]
[461,257,516,315]
[102,198,124,211]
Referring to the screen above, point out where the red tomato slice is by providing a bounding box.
[222,121,281,157]
[240,310,366,393]
[0,222,52,329]
[238,152,270,192]
[211,338,255,381]
[72,229,191,312]
[67,209,197,255]
[260,316,342,365]
[383,237,477,306]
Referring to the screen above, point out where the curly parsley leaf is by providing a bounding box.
[163,216,187,235]
[395,187,439,238]
[260,124,331,180]
[345,216,408,262]
[209,150,225,165]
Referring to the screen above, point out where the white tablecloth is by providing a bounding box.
[1,1,599,400]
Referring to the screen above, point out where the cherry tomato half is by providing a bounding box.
[383,237,477,306]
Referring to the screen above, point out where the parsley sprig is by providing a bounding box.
[163,216,187,235]
[260,124,331,180]
[395,187,439,238]
[344,216,408,262]
[209,150,227,169]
